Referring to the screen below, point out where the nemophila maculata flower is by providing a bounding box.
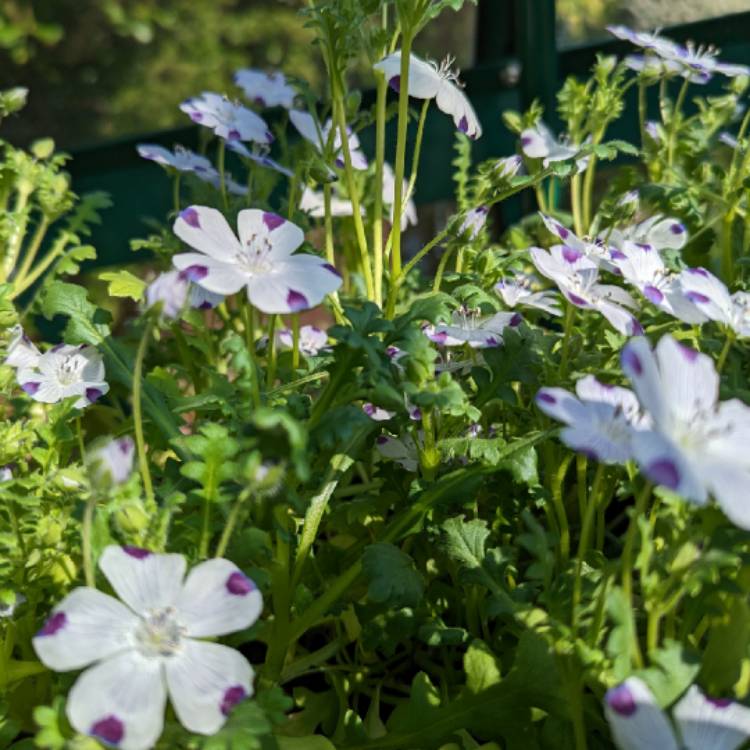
[382,162,417,229]
[536,375,648,463]
[13,344,109,409]
[607,214,688,254]
[424,309,522,349]
[621,334,750,528]
[88,437,136,487]
[374,51,482,139]
[136,145,215,177]
[679,267,750,337]
[146,270,224,317]
[530,244,642,336]
[541,214,612,267]
[276,325,329,357]
[299,185,359,218]
[5,325,41,369]
[363,403,396,422]
[494,154,523,179]
[33,546,262,750]
[495,273,562,317]
[460,206,489,240]
[290,109,368,170]
[180,93,273,145]
[604,677,750,750]
[226,140,294,177]
[233,69,296,109]
[520,121,588,172]
[172,206,342,315]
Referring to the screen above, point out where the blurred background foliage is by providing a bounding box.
[0,0,748,148]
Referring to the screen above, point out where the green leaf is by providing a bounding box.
[40,281,111,345]
[637,639,701,707]
[277,737,336,750]
[700,599,750,693]
[99,269,146,301]
[464,639,502,694]
[362,542,425,608]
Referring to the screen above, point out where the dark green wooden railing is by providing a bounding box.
[66,1,750,268]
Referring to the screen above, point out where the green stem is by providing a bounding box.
[560,303,576,378]
[13,215,49,288]
[570,173,583,236]
[215,490,251,558]
[372,74,388,308]
[82,494,97,588]
[667,77,690,171]
[638,81,648,150]
[721,209,736,282]
[2,187,31,282]
[432,243,457,293]
[243,302,262,408]
[552,454,573,565]
[582,129,605,231]
[133,318,156,507]
[323,183,335,266]
[173,173,181,214]
[717,329,735,372]
[291,314,301,370]
[266,314,278,388]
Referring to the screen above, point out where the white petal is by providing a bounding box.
[237,209,303,257]
[436,80,482,139]
[373,52,441,100]
[32,587,138,671]
[675,685,750,750]
[679,268,734,326]
[536,387,586,425]
[290,109,323,149]
[604,678,679,750]
[521,123,555,159]
[644,216,688,250]
[166,639,253,735]
[173,253,248,296]
[698,459,750,530]
[621,337,669,427]
[99,546,186,616]
[176,559,262,638]
[595,299,642,336]
[67,652,167,750]
[173,205,241,263]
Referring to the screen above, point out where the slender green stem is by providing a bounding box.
[291,314,301,370]
[717,329,735,372]
[82,494,97,588]
[560,303,576,378]
[552,454,573,565]
[323,183,335,266]
[243,302,262,408]
[535,184,548,213]
[173,174,181,214]
[390,30,414,279]
[638,81,648,150]
[721,210,736,282]
[582,128,605,230]
[667,77,690,170]
[372,74,388,308]
[13,216,49,288]
[10,232,72,299]
[432,244,457,293]
[217,139,227,209]
[266,314,278,388]
[2,188,31,282]
[215,491,251,558]
[133,319,156,510]
[570,173,584,236]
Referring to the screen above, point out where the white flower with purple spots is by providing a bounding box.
[363,403,396,422]
[460,207,489,240]
[520,122,588,172]
[608,215,688,254]
[88,437,136,487]
[276,325,329,357]
[136,145,215,177]
[16,344,109,409]
[495,155,524,179]
[425,308,522,349]
[290,109,368,170]
[172,206,342,315]
[495,273,562,316]
[299,186,358,218]
[679,267,750,338]
[146,271,190,319]
[382,162,417,230]
[536,375,648,463]
[33,546,263,750]
[530,245,642,336]
[623,54,683,79]
[541,214,612,267]
[605,677,750,750]
[375,433,419,472]
[621,334,750,528]
[4,325,41,370]
[234,69,296,109]
[608,244,706,324]
[189,285,224,311]
[373,52,482,139]
[225,140,294,177]
[180,93,273,144]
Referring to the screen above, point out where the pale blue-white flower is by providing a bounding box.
[363,403,396,422]
[180,93,273,145]
[172,206,342,315]
[88,437,136,486]
[460,206,489,240]
[136,145,215,177]
[202,170,249,196]
[541,214,612,266]
[607,214,688,254]
[621,334,750,528]
[290,109,368,170]
[605,677,750,750]
[16,344,108,408]
[374,52,482,139]
[521,122,588,172]
[4,325,41,369]
[225,140,294,177]
[425,308,521,349]
[494,155,523,179]
[276,325,329,357]
[679,267,750,337]
[495,273,562,316]
[33,546,262,750]
[234,69,296,109]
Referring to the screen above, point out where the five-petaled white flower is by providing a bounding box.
[621,334,750,528]
[290,109,368,170]
[425,309,522,349]
[530,245,642,336]
[15,344,109,409]
[495,273,562,316]
[276,325,329,357]
[679,267,750,338]
[136,145,215,177]
[382,162,418,230]
[536,375,648,464]
[363,403,396,422]
[521,122,588,172]
[146,271,224,317]
[172,206,342,315]
[605,677,750,750]
[88,437,136,487]
[180,93,273,145]
[541,214,612,267]
[374,51,482,139]
[607,214,688,254]
[234,69,296,109]
[33,546,263,750]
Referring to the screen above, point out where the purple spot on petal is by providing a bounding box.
[37,611,66,637]
[376,435,388,445]
[509,312,522,327]
[21,382,40,395]
[254,96,266,107]
[637,242,653,251]
[687,267,709,277]
[227,129,241,141]
[611,250,627,260]
[335,156,345,169]
[678,343,698,362]
[521,136,532,146]
[90,715,125,745]
[221,685,247,716]
[265,130,275,143]
[363,403,376,416]
[180,207,201,229]
[708,697,733,708]
[286,289,309,312]
[606,685,637,717]
[556,224,570,240]
[430,331,449,345]
[686,291,710,304]
[51,343,65,352]
[567,293,587,307]
[262,212,285,231]
[190,112,204,123]
[198,301,213,310]
[670,222,685,235]
[226,571,256,596]
[622,347,643,376]
[643,285,664,304]
[323,262,342,278]
[85,388,104,404]
[537,391,557,405]
[389,75,401,93]
[123,545,152,559]
[484,336,500,347]
[562,247,582,263]
[647,458,681,490]
[630,320,644,336]
[182,264,208,282]
[458,116,469,134]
